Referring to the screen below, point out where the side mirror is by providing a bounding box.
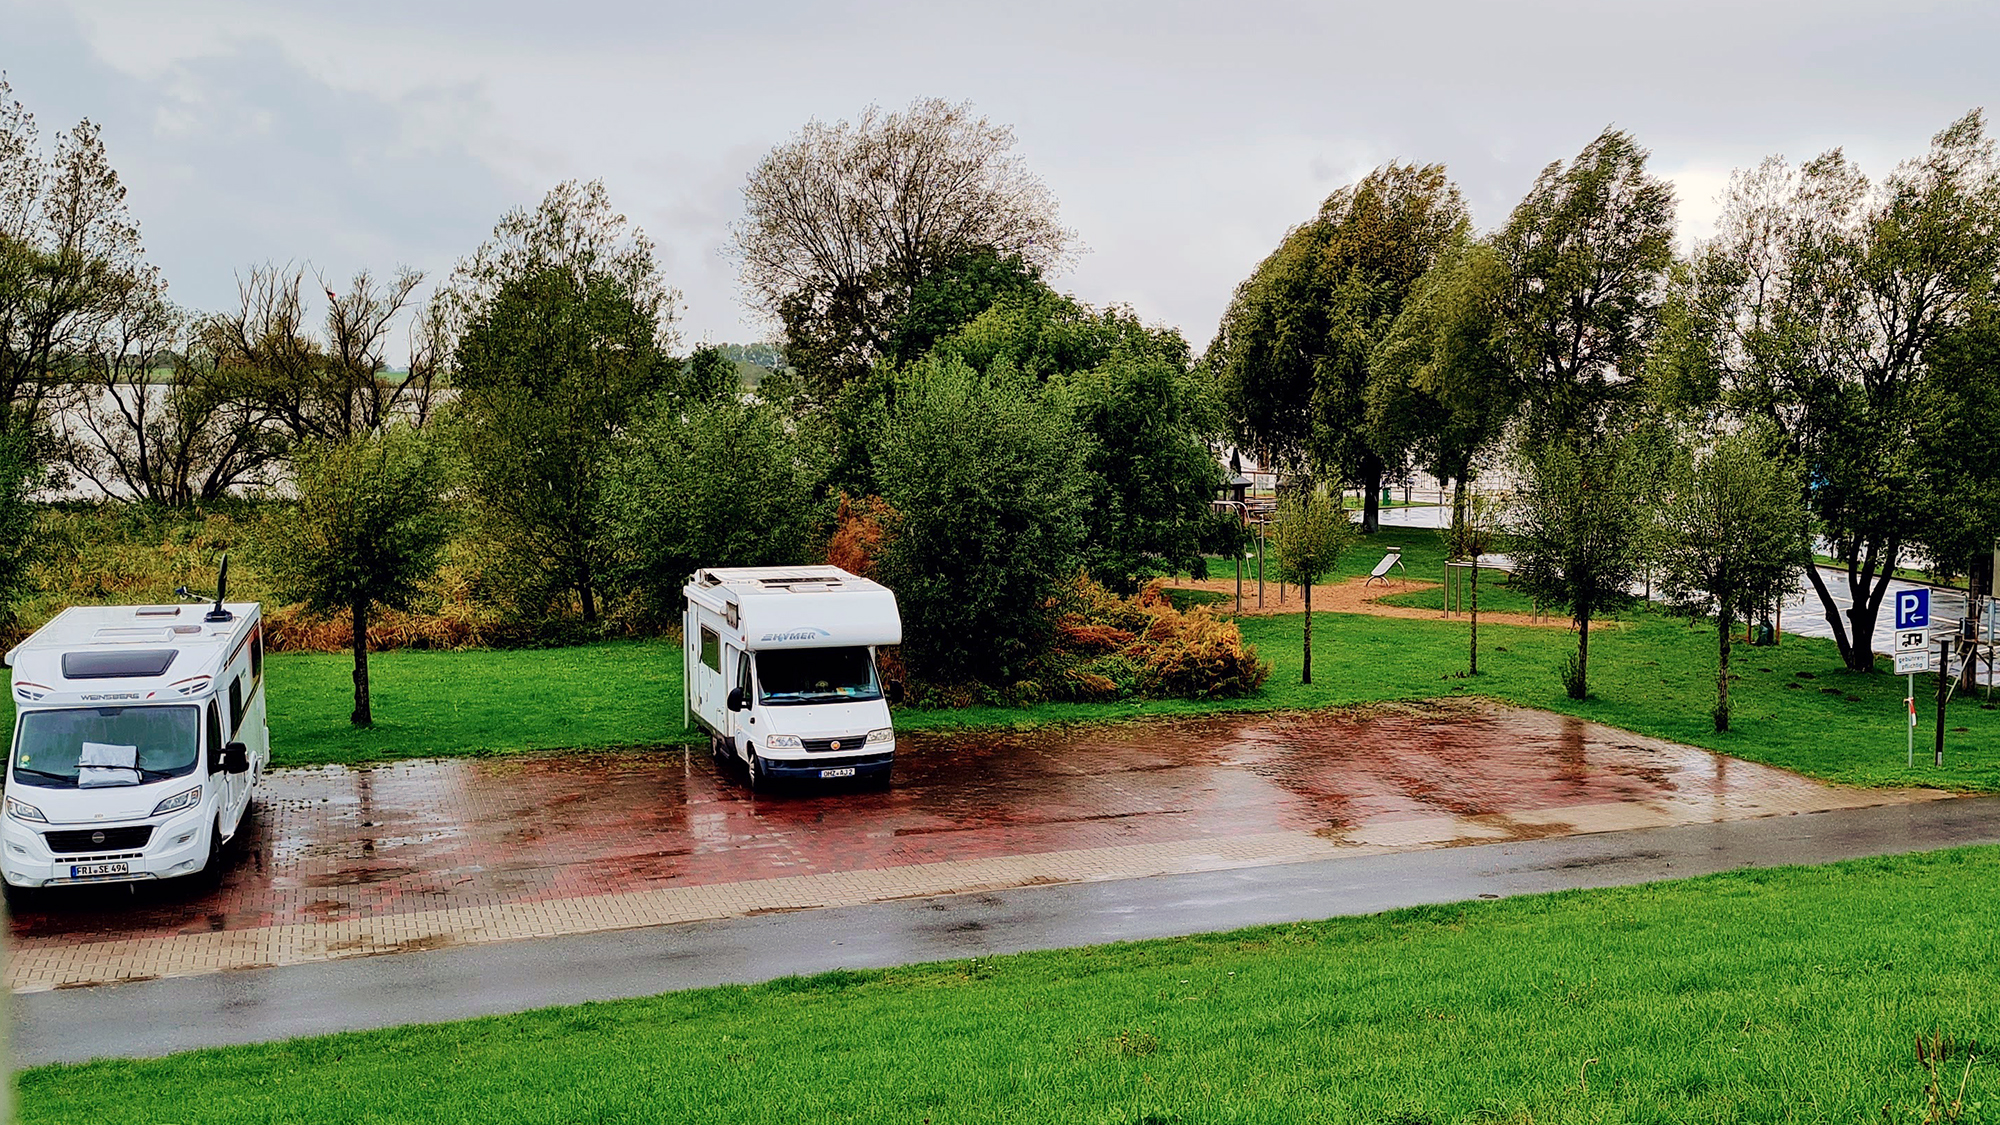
[726,687,746,713]
[222,742,250,775]
[889,680,905,705]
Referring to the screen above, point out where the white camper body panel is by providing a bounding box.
[683,567,901,785]
[4,603,270,888]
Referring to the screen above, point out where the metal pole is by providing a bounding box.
[1235,551,1243,616]
[1907,672,1915,768]
[1256,530,1265,609]
[1935,638,1950,768]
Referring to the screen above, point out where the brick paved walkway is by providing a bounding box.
[6,701,1947,991]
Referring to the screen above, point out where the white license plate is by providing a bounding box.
[819,767,857,779]
[71,862,129,878]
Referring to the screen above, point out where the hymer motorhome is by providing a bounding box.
[683,566,902,789]
[3,584,267,892]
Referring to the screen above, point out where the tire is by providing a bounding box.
[746,748,766,793]
[196,816,227,891]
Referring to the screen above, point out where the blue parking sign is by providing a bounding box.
[1894,588,1930,630]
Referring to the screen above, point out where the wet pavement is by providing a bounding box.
[25,794,1999,1065]
[5,700,1949,992]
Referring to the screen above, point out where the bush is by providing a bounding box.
[1036,576,1269,702]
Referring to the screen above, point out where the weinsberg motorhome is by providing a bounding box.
[4,590,268,893]
[683,566,902,789]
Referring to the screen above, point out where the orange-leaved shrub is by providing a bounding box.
[1037,575,1268,702]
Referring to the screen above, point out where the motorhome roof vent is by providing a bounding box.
[62,649,178,680]
[758,575,839,587]
[134,606,181,617]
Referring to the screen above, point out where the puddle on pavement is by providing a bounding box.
[8,700,1844,948]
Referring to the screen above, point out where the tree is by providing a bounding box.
[936,289,1224,590]
[0,78,151,450]
[1495,128,1677,446]
[734,99,1074,391]
[872,356,1087,685]
[0,428,34,625]
[1653,429,1811,731]
[601,394,825,619]
[1368,237,1521,531]
[442,181,676,624]
[208,264,442,446]
[1210,163,1468,532]
[1659,112,2000,670]
[57,288,276,505]
[1265,490,1359,684]
[1437,488,1507,677]
[1508,436,1651,699]
[263,426,450,726]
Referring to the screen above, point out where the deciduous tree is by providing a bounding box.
[1653,428,1811,732]
[1658,112,2000,670]
[263,426,449,726]
[1266,491,1359,684]
[734,99,1073,392]
[872,356,1087,685]
[1211,163,1467,531]
[1508,435,1651,699]
[442,181,676,625]
[1495,128,1676,446]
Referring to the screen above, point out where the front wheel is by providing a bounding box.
[746,748,767,793]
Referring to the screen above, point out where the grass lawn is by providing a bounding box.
[21,845,2000,1123]
[6,529,1995,787]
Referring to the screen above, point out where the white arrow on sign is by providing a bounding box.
[1896,630,1928,652]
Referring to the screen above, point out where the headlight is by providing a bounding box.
[763,735,802,750]
[865,727,893,745]
[151,786,203,817]
[5,796,46,823]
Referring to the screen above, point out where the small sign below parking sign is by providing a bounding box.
[1894,650,1929,674]
[1894,588,1930,631]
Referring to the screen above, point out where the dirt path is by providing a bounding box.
[1174,574,1598,629]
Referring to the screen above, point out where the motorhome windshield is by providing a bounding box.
[756,646,881,705]
[10,705,200,789]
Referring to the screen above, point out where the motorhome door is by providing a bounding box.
[729,648,750,746]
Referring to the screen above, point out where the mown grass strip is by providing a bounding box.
[19,846,2000,1124]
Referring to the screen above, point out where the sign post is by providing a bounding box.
[1895,589,1930,767]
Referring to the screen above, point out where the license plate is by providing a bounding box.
[820,767,857,779]
[71,862,129,878]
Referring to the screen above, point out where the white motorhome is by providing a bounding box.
[683,566,902,789]
[3,597,268,892]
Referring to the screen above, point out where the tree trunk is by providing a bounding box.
[1451,477,1468,539]
[1714,608,1733,733]
[1803,547,1898,672]
[579,562,598,625]
[1359,453,1384,534]
[350,598,372,727]
[1570,609,1591,701]
[1302,580,1313,685]
[1469,557,1480,676]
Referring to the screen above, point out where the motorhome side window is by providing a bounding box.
[736,652,751,697]
[700,627,721,673]
[206,701,223,768]
[229,676,244,734]
[250,628,263,681]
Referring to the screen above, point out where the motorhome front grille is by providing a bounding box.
[803,736,868,753]
[45,826,153,854]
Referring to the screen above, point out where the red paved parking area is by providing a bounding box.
[6,702,1876,954]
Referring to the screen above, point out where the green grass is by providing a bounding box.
[7,533,1996,788]
[20,845,2000,1123]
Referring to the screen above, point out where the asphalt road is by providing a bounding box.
[19,794,1999,1066]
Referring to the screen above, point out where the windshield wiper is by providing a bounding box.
[12,767,79,787]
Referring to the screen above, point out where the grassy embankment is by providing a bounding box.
[6,528,1995,789]
[20,845,2000,1122]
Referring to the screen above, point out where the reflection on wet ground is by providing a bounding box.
[8,700,1887,956]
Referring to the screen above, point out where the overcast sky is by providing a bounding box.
[4,0,1994,356]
